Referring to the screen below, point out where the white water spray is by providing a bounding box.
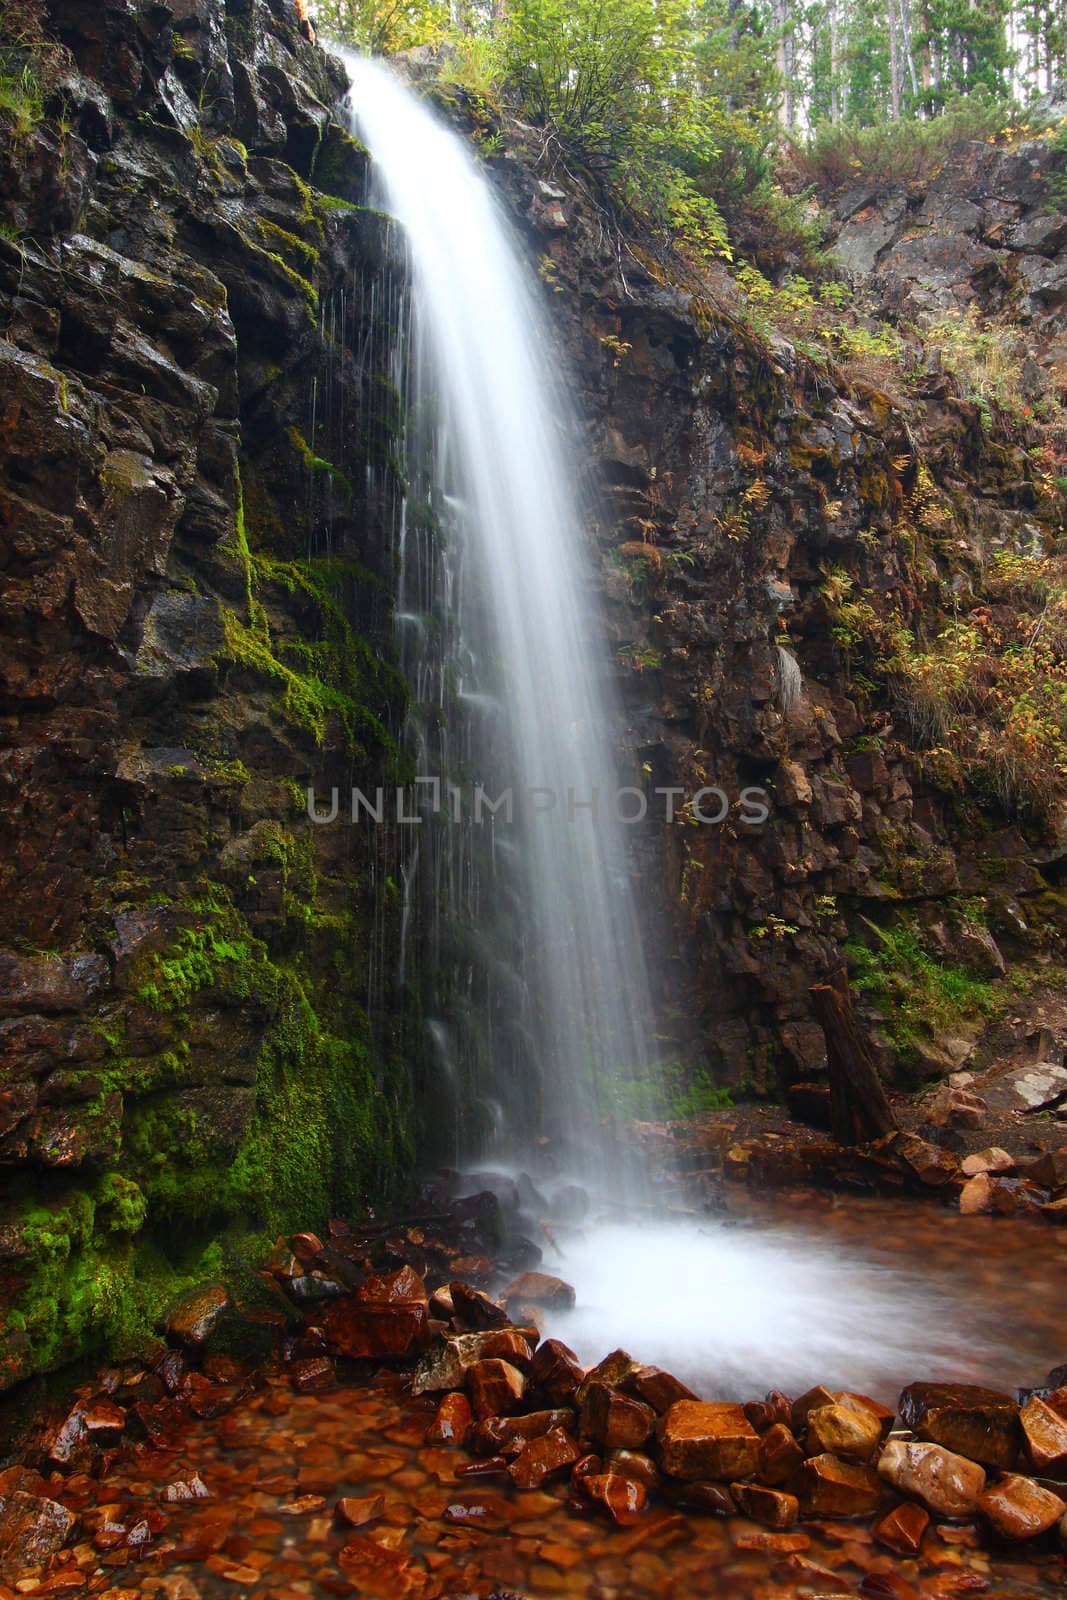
[344,56,654,1169]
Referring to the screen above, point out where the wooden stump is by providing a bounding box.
[810,965,898,1146]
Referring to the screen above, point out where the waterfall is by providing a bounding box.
[342,56,655,1177]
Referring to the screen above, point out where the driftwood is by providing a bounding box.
[810,965,898,1146]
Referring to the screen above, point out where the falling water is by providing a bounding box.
[343,56,655,1176]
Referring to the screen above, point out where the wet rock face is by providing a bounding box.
[496,112,1065,1097]
[0,0,411,1387]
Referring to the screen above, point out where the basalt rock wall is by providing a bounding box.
[0,0,415,1388]
[486,116,1067,1097]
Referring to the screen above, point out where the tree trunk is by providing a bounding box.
[811,966,898,1146]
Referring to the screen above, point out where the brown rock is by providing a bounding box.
[335,1494,386,1528]
[579,1383,655,1449]
[664,1480,736,1515]
[990,1177,1046,1216]
[80,1398,126,1441]
[0,1491,76,1578]
[758,1423,805,1486]
[791,1385,836,1432]
[894,1133,959,1187]
[449,1281,509,1330]
[471,1408,575,1457]
[873,1500,929,1555]
[605,1450,659,1490]
[165,1284,231,1351]
[426,1391,473,1447]
[792,1453,882,1517]
[744,1401,779,1432]
[501,1271,575,1312]
[899,1381,1020,1470]
[659,1400,760,1482]
[877,1439,986,1519]
[1022,1147,1067,1189]
[576,1348,640,1402]
[806,1400,883,1463]
[412,1327,534,1393]
[508,1427,581,1488]
[633,1363,698,1413]
[291,1356,335,1393]
[959,1173,995,1215]
[1021,1395,1067,1474]
[732,1482,799,1528]
[735,1530,811,1552]
[961,1148,1014,1176]
[322,1298,429,1360]
[467,1358,527,1419]
[978,1472,1064,1540]
[581,1472,647,1524]
[530,1337,584,1403]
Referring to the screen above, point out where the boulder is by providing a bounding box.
[899,1382,1020,1470]
[470,1409,575,1457]
[792,1452,882,1517]
[165,1284,231,1352]
[322,1297,429,1360]
[731,1483,799,1529]
[978,1473,1064,1540]
[412,1328,533,1394]
[467,1358,527,1419]
[959,1173,995,1215]
[529,1337,584,1403]
[805,1399,883,1463]
[758,1422,805,1486]
[961,1148,1015,1176]
[632,1363,698,1413]
[604,1450,659,1490]
[579,1383,655,1450]
[580,1472,647,1524]
[658,1401,760,1482]
[878,1439,986,1519]
[449,1281,510,1331]
[0,1491,76,1579]
[873,1500,929,1556]
[501,1271,575,1313]
[508,1427,580,1489]
[1020,1395,1067,1475]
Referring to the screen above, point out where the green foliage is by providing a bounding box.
[784,97,1013,191]
[310,0,446,51]
[845,916,999,1074]
[606,1059,735,1120]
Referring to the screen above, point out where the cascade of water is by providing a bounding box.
[342,54,656,1181]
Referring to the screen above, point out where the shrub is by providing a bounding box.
[782,98,1014,193]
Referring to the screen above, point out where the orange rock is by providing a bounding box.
[805,1401,883,1463]
[758,1423,805,1486]
[604,1449,659,1490]
[978,1472,1065,1540]
[632,1364,698,1414]
[321,1298,429,1360]
[357,1265,425,1304]
[579,1383,655,1450]
[426,1391,473,1447]
[731,1483,799,1528]
[899,1381,1020,1470]
[501,1271,575,1311]
[959,1173,995,1215]
[529,1337,584,1404]
[791,1385,836,1432]
[470,1407,575,1457]
[508,1427,580,1488]
[877,1439,985,1519]
[467,1358,526,1419]
[873,1500,929,1555]
[665,1480,736,1515]
[1021,1395,1067,1474]
[449,1281,509,1330]
[792,1452,882,1517]
[334,1494,385,1528]
[658,1400,760,1482]
[581,1472,647,1524]
[735,1530,810,1552]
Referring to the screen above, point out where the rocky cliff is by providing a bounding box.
[0,0,415,1388]
[1,0,1066,1391]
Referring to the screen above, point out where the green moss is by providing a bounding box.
[287,426,353,497]
[254,215,320,274]
[310,124,368,202]
[845,914,1001,1079]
